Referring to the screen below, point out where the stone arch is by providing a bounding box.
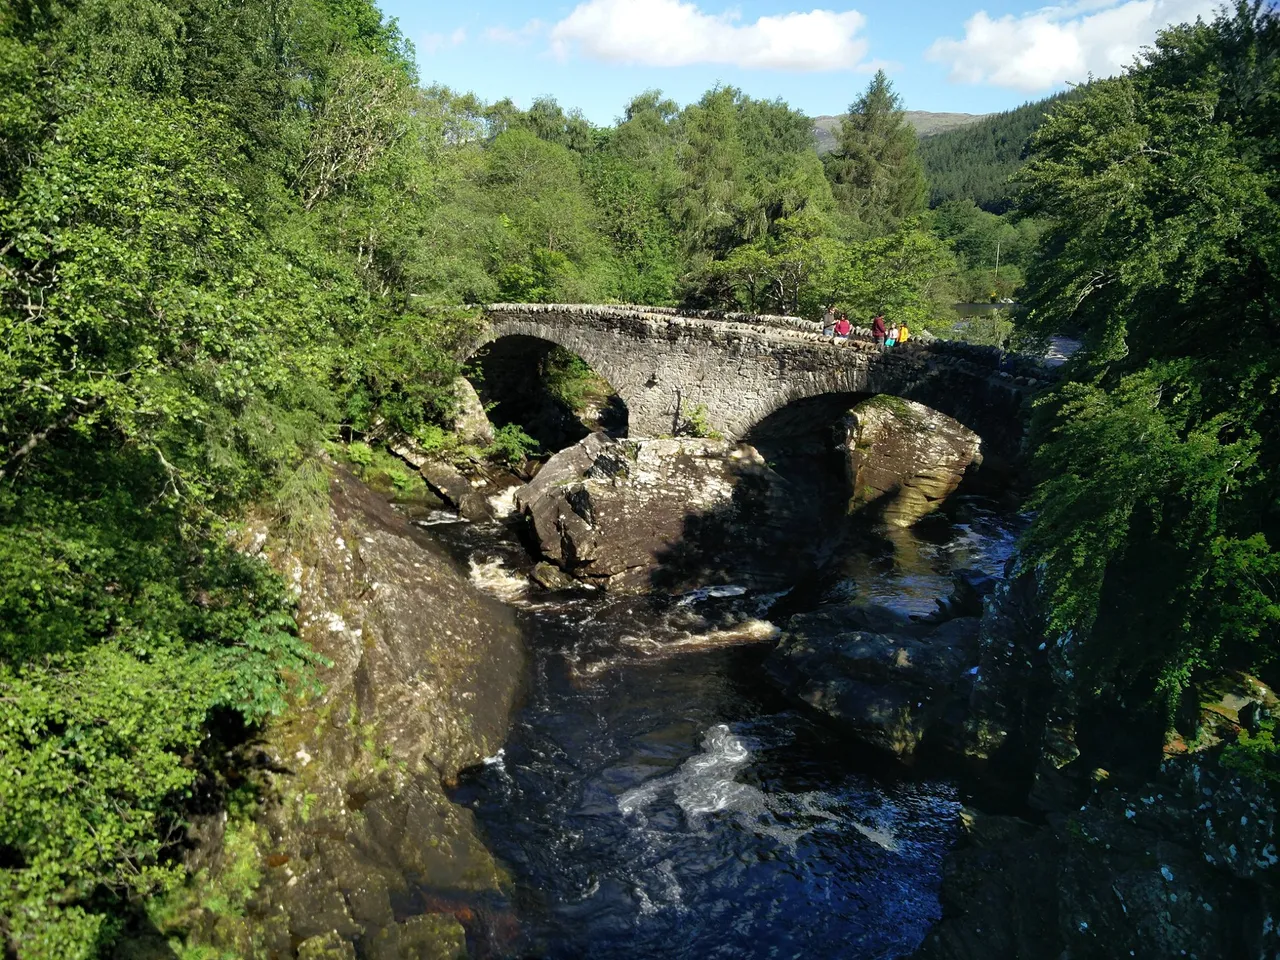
[727,360,1028,467]
[466,329,629,451]
[467,318,637,403]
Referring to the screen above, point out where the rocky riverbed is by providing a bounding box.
[180,390,1275,959]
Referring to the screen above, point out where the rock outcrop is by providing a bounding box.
[911,563,1280,960]
[198,466,526,958]
[765,605,981,758]
[915,749,1279,960]
[391,438,495,522]
[450,376,495,448]
[838,397,982,527]
[515,433,803,592]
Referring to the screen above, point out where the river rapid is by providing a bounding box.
[420,485,1021,959]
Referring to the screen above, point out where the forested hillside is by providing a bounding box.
[919,91,1076,212]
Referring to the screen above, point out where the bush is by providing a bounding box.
[486,424,539,465]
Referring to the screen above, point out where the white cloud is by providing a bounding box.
[548,0,871,71]
[927,0,1219,91]
[422,27,467,55]
[484,20,546,45]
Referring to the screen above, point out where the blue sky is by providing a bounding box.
[377,0,1220,123]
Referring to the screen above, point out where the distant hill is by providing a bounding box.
[813,111,986,154]
[917,91,1079,213]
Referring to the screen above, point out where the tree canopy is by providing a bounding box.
[824,70,928,236]
[1015,0,1280,711]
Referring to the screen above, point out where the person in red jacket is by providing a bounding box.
[834,313,852,339]
[871,313,886,349]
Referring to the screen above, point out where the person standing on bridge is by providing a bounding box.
[822,304,836,336]
[898,322,910,345]
[886,323,899,348]
[871,313,887,350]
[834,313,851,340]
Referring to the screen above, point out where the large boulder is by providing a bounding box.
[191,466,526,957]
[514,433,801,592]
[450,377,494,447]
[765,606,981,758]
[839,397,982,527]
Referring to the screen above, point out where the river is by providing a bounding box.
[414,482,1022,959]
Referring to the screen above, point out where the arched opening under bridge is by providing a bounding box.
[468,335,628,455]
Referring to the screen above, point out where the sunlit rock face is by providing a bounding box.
[223,467,526,957]
[450,376,494,447]
[514,433,806,593]
[838,397,982,527]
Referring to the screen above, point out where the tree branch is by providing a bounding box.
[0,407,85,481]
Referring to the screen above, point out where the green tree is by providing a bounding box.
[824,69,927,236]
[1016,1,1280,710]
[838,222,958,327]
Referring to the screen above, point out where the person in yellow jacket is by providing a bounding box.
[898,322,910,344]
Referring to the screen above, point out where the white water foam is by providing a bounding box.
[675,584,749,605]
[415,509,466,526]
[618,725,868,849]
[574,620,782,678]
[852,818,900,851]
[487,485,520,518]
[619,724,754,823]
[467,556,529,603]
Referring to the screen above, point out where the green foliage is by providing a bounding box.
[836,222,960,330]
[1222,718,1280,786]
[930,200,1044,301]
[487,424,540,465]
[1016,1,1280,710]
[0,0,450,953]
[677,404,723,440]
[543,347,605,413]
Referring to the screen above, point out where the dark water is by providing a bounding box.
[427,493,1020,959]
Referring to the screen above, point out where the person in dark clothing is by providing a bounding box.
[871,314,886,349]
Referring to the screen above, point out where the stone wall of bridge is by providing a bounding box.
[467,304,1054,462]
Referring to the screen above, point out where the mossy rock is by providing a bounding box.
[297,930,357,960]
[367,913,468,960]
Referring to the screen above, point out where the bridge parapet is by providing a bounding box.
[484,303,1057,380]
[473,304,1055,460]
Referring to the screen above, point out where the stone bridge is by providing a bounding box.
[468,304,1055,461]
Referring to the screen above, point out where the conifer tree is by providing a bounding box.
[824,70,927,235]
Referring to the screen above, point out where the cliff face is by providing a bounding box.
[913,570,1280,960]
[186,467,527,959]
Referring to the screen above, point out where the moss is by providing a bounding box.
[139,803,271,960]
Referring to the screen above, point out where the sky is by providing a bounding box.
[377,0,1222,123]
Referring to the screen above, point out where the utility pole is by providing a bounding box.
[992,239,1001,293]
